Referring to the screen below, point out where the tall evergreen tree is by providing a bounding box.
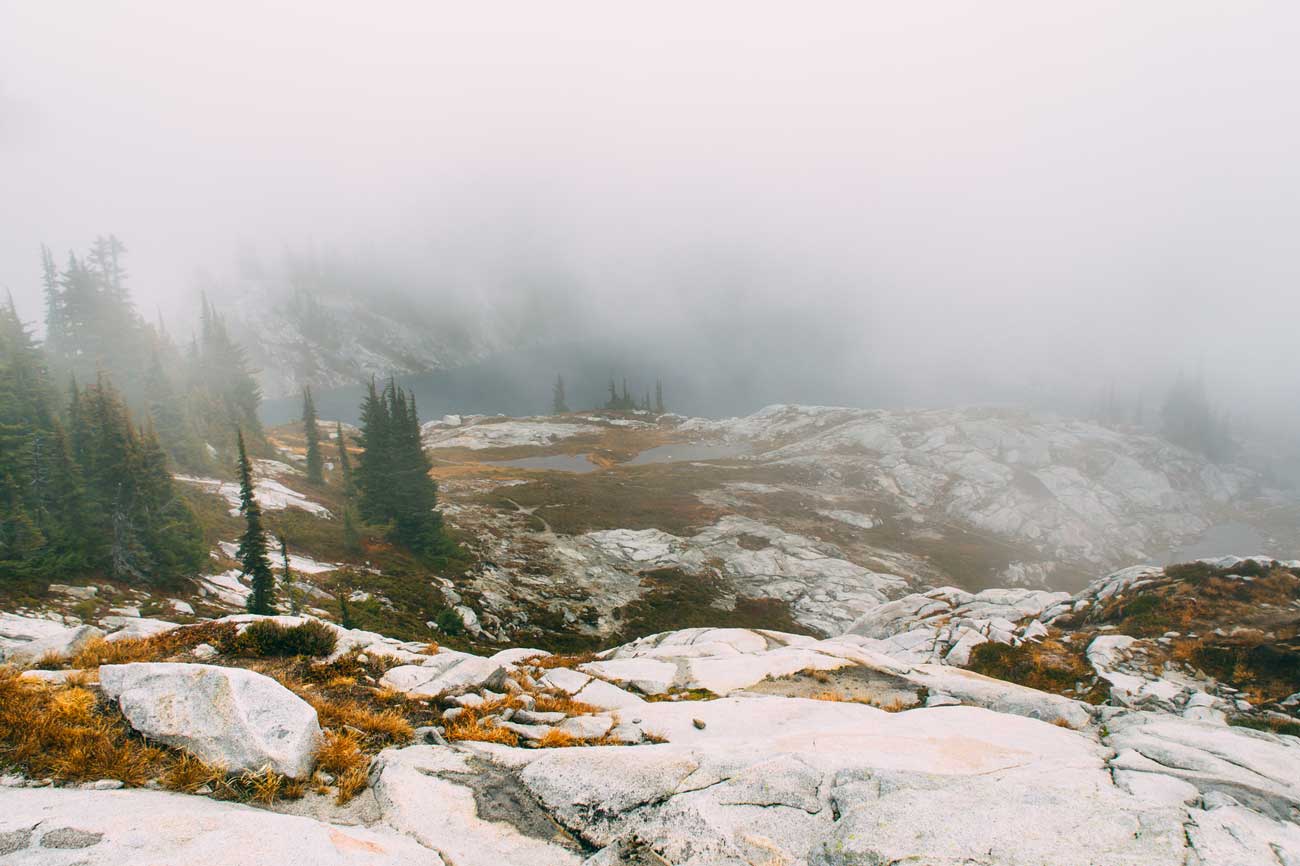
[279,534,300,614]
[355,378,447,557]
[302,386,323,484]
[335,421,355,498]
[551,374,569,414]
[655,379,665,414]
[235,429,276,614]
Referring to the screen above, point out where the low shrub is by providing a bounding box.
[231,620,337,658]
[967,639,1097,698]
[1228,715,1300,738]
[435,608,464,636]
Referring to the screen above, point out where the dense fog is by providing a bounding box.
[3,2,1298,431]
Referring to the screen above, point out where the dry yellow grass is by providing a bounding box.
[306,694,413,745]
[0,668,308,803]
[371,686,404,705]
[335,767,368,805]
[536,728,579,748]
[69,637,158,670]
[0,670,166,786]
[315,731,367,776]
[532,693,602,716]
[529,652,598,670]
[160,753,226,793]
[323,675,357,689]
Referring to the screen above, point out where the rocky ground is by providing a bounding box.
[2,404,1298,864]
[419,405,1295,648]
[1,559,1298,865]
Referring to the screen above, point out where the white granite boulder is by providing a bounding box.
[99,662,323,777]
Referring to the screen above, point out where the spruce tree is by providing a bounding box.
[655,379,665,414]
[355,379,447,557]
[551,374,569,415]
[335,421,355,498]
[279,534,299,614]
[302,386,323,484]
[235,429,276,614]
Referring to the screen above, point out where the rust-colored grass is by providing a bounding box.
[69,637,158,670]
[335,766,368,805]
[160,753,227,793]
[531,693,602,716]
[0,669,165,786]
[315,731,367,777]
[306,694,413,745]
[536,728,579,748]
[528,652,598,670]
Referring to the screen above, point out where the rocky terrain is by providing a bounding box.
[2,403,1297,864]
[1,552,1299,865]
[412,405,1294,647]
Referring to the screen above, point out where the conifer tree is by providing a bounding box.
[302,386,323,484]
[551,374,569,414]
[279,534,300,614]
[335,421,355,498]
[655,379,665,414]
[355,378,447,557]
[235,429,276,614]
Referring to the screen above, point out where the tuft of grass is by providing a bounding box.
[161,753,227,793]
[644,688,716,703]
[531,694,602,716]
[335,766,369,805]
[529,652,598,670]
[69,637,159,670]
[536,728,579,748]
[315,731,367,777]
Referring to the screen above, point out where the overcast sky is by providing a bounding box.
[2,2,1298,418]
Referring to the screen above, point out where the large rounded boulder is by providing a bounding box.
[99,662,322,778]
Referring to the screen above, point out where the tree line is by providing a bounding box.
[549,374,666,415]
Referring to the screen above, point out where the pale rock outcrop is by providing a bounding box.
[99,663,323,777]
[0,779,437,865]
[101,616,179,642]
[0,623,105,666]
[380,652,506,697]
[1105,712,1300,819]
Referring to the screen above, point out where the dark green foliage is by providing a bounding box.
[229,618,337,657]
[0,298,204,584]
[435,607,465,636]
[191,295,263,452]
[279,535,300,614]
[335,422,355,498]
[37,239,263,472]
[342,503,361,554]
[235,430,276,615]
[302,386,323,484]
[551,374,569,415]
[356,378,450,558]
